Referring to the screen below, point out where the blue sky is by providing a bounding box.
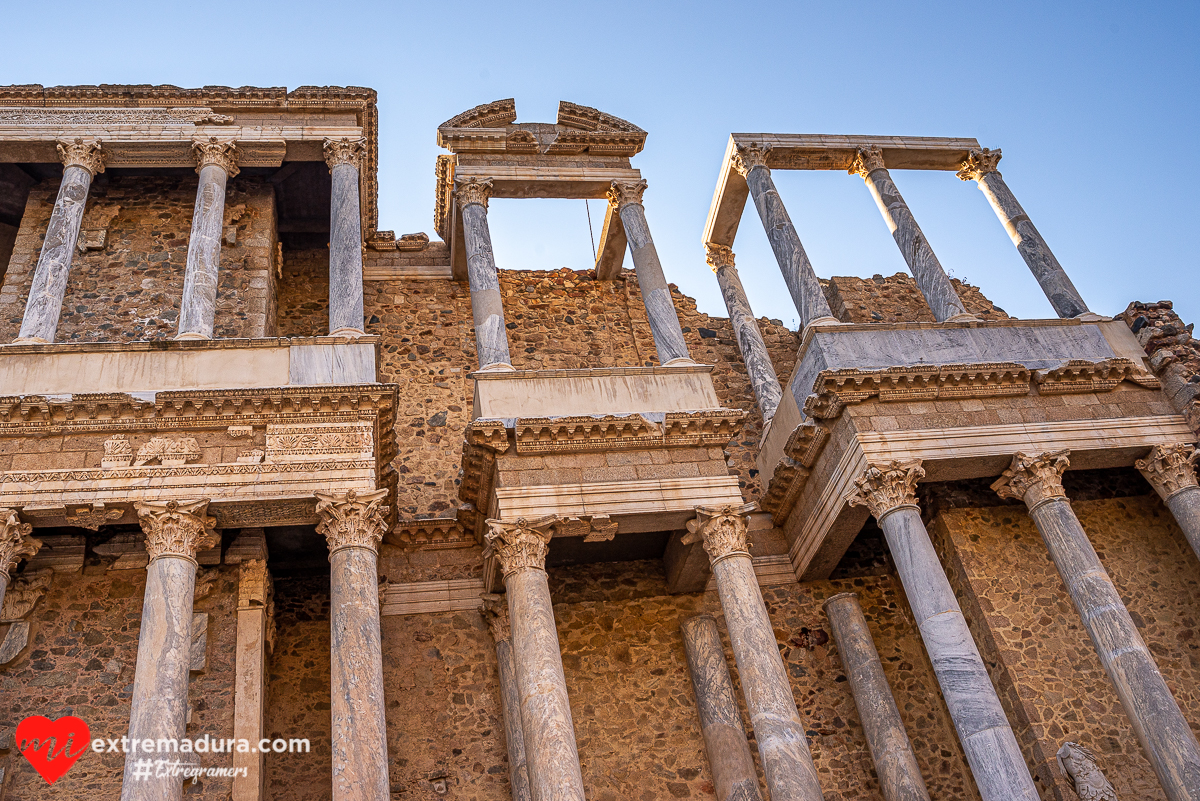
[3,1,1196,325]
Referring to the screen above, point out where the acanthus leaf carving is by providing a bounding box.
[1136,443,1198,501]
[704,242,736,272]
[454,177,493,209]
[134,436,201,467]
[135,499,218,562]
[957,147,1003,182]
[323,137,366,171]
[606,179,648,210]
[0,569,52,621]
[848,146,886,177]
[992,450,1070,509]
[192,137,240,177]
[314,488,390,555]
[845,460,925,519]
[0,508,40,578]
[56,137,106,176]
[483,515,558,576]
[731,144,771,177]
[681,503,757,564]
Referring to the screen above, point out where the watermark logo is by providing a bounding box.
[16,715,90,785]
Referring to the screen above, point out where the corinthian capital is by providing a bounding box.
[991,450,1070,509]
[483,515,558,576]
[845,460,924,519]
[323,137,366,171]
[606,179,648,210]
[1136,443,1199,501]
[956,148,1003,182]
[454,177,494,209]
[134,499,218,562]
[56,138,106,177]
[848,146,886,178]
[0,509,40,579]
[681,503,757,564]
[315,488,390,555]
[480,594,511,643]
[192,137,240,178]
[704,242,736,273]
[731,143,771,177]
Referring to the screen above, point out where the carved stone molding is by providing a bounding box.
[1055,742,1117,801]
[480,595,511,643]
[483,515,558,576]
[844,460,925,519]
[135,499,218,562]
[956,147,1003,182]
[731,143,771,177]
[761,422,831,522]
[1034,358,1160,394]
[2,107,232,126]
[848,146,886,177]
[504,410,745,456]
[704,242,736,272]
[0,570,51,621]
[314,488,390,556]
[390,518,471,550]
[556,514,618,542]
[192,137,240,177]
[454,176,493,209]
[606,179,648,210]
[134,436,201,467]
[56,137,106,176]
[992,450,1071,509]
[323,137,366,171]
[804,362,1032,419]
[0,509,40,578]
[681,503,757,564]
[1137,443,1199,500]
[439,99,518,129]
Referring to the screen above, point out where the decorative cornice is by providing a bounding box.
[389,518,471,550]
[731,144,771,177]
[439,99,518,130]
[681,503,757,564]
[483,515,558,576]
[1136,443,1199,501]
[0,509,40,579]
[847,146,886,177]
[454,177,493,209]
[606,179,647,210]
[323,137,366,171]
[844,460,925,519]
[760,422,831,522]
[191,137,240,178]
[434,154,456,240]
[134,499,217,563]
[509,410,745,455]
[56,138,105,176]
[315,488,389,556]
[556,101,644,134]
[956,148,1003,182]
[1033,358,1159,394]
[480,595,511,643]
[804,362,1032,419]
[991,450,1070,510]
[704,242,736,272]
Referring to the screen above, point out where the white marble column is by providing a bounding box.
[455,178,513,370]
[177,138,238,340]
[0,508,41,613]
[846,461,1038,801]
[315,489,391,801]
[1137,443,1200,564]
[958,149,1090,318]
[733,144,838,331]
[15,138,105,344]
[823,592,930,801]
[683,503,825,801]
[324,138,367,337]
[484,516,585,801]
[704,243,783,421]
[121,500,218,801]
[849,147,973,323]
[994,451,1200,801]
[233,559,273,801]
[482,596,533,801]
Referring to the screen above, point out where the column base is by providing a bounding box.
[661,357,700,367]
[174,331,211,341]
[329,327,367,338]
[802,316,844,334]
[945,313,982,323]
[477,362,516,372]
[10,336,49,345]
[1073,312,1110,322]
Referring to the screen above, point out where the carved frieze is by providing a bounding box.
[134,436,201,467]
[0,107,233,125]
[956,147,1003,182]
[315,488,390,555]
[102,435,134,469]
[135,499,218,562]
[65,503,123,530]
[556,514,617,542]
[992,450,1071,509]
[1136,443,1199,500]
[483,515,558,576]
[390,518,472,550]
[844,460,925,519]
[804,362,1033,419]
[681,503,757,564]
[265,423,373,462]
[0,569,52,621]
[434,155,455,240]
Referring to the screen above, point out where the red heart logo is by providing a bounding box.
[16,715,90,785]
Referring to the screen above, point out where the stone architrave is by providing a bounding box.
[233,558,273,801]
[15,138,105,344]
[324,138,367,337]
[314,489,391,801]
[994,451,1200,801]
[607,180,692,365]
[483,515,585,801]
[682,503,825,801]
[705,243,782,421]
[849,147,973,323]
[846,461,1038,801]
[732,144,837,331]
[0,508,41,614]
[1136,444,1200,563]
[177,138,239,340]
[481,596,532,801]
[121,500,218,801]
[958,149,1090,318]
[455,178,514,370]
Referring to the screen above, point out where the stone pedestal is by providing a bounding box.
[995,451,1200,801]
[177,138,238,340]
[846,461,1038,801]
[121,500,218,801]
[15,139,105,344]
[823,593,930,801]
[484,516,585,801]
[233,559,273,801]
[482,597,532,801]
[325,139,367,337]
[684,503,825,801]
[456,178,513,370]
[0,508,40,613]
[1137,443,1200,564]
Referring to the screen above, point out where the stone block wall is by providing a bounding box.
[824,273,1010,324]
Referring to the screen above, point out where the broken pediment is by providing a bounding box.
[437,99,646,156]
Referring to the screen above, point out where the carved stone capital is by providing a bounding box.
[606,179,648,210]
[134,499,218,563]
[704,242,736,273]
[323,137,366,171]
[848,146,886,177]
[992,450,1070,509]
[1056,742,1117,801]
[956,147,1003,182]
[480,594,511,643]
[56,138,106,177]
[454,177,494,209]
[681,503,758,564]
[845,460,924,519]
[483,515,558,576]
[0,509,40,579]
[192,137,240,178]
[1136,443,1199,501]
[731,143,771,177]
[314,488,390,556]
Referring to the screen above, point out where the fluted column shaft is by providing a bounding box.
[1137,444,1200,563]
[995,452,1200,801]
[0,508,39,613]
[483,598,532,801]
[178,139,237,340]
[325,139,367,337]
[456,179,513,370]
[824,592,930,801]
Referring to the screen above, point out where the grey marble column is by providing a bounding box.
[608,180,692,365]
[177,138,238,340]
[482,596,533,801]
[15,139,105,344]
[1137,443,1200,563]
[849,147,972,323]
[680,614,764,801]
[315,490,391,801]
[484,516,585,801]
[705,243,782,421]
[456,178,514,370]
[121,500,217,801]
[995,451,1200,801]
[0,508,40,613]
[958,149,1090,318]
[733,144,837,331]
[846,461,1038,801]
[823,592,930,801]
[325,138,367,337]
[683,504,825,800]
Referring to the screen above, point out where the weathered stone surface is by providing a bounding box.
[459,190,512,369]
[328,158,366,337]
[177,163,231,340]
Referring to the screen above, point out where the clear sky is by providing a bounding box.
[3,1,1196,326]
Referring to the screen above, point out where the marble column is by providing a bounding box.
[177,138,238,340]
[994,451,1200,801]
[455,178,514,370]
[846,461,1038,801]
[607,180,692,365]
[121,500,218,801]
[324,138,367,337]
[704,243,782,421]
[0,508,40,613]
[15,138,105,344]
[683,503,825,800]
[1136,443,1200,563]
[233,558,273,801]
[733,144,837,331]
[958,149,1090,318]
[482,596,533,801]
[849,147,973,323]
[483,516,585,801]
[680,614,764,801]
[823,592,930,801]
[315,489,391,801]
